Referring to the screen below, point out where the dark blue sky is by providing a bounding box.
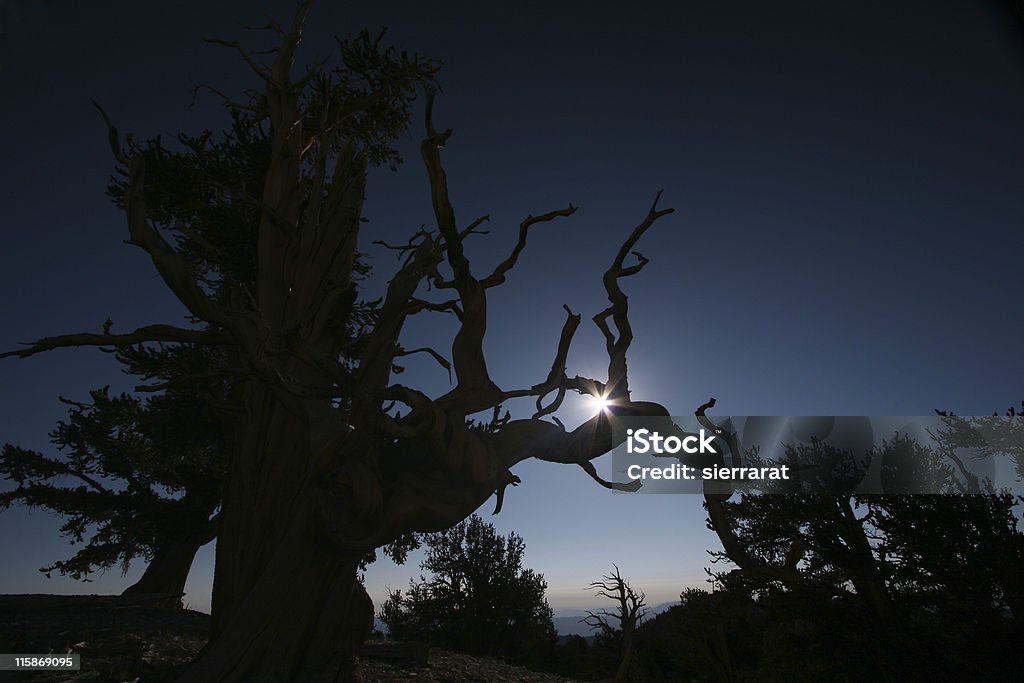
[1,0,1022,612]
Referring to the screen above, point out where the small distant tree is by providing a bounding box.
[379,514,555,664]
[584,564,648,682]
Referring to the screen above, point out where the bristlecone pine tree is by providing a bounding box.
[1,3,682,680]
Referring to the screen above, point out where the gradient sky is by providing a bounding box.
[1,0,1022,614]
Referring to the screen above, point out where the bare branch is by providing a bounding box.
[579,460,642,492]
[0,325,231,361]
[695,396,741,468]
[190,83,261,113]
[358,234,444,394]
[373,239,419,254]
[594,191,674,398]
[479,205,577,288]
[618,250,649,278]
[583,564,648,642]
[533,386,567,420]
[516,305,582,416]
[421,87,463,279]
[91,105,238,329]
[491,471,521,515]
[240,21,284,36]
[394,347,453,383]
[609,191,674,280]
[459,215,491,240]
[408,298,462,319]
[202,37,272,80]
[418,91,510,415]
[90,101,129,165]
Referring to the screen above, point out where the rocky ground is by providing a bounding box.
[0,595,581,683]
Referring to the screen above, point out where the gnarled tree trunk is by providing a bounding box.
[121,535,208,609]
[190,382,376,681]
[122,498,218,610]
[191,501,373,681]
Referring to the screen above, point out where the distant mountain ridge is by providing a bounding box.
[551,601,679,637]
[374,601,681,638]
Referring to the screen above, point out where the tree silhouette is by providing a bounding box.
[697,400,1024,663]
[1,343,229,606]
[696,402,1011,621]
[379,514,554,665]
[871,492,1024,621]
[584,564,648,682]
[933,402,1024,486]
[0,3,679,680]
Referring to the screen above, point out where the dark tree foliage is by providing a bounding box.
[1,343,228,605]
[379,514,555,666]
[934,402,1024,486]
[872,494,1024,623]
[632,585,893,682]
[672,403,1024,681]
[1,30,393,604]
[632,589,756,683]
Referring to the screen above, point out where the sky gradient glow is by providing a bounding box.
[1,0,1022,615]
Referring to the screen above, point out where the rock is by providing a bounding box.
[361,640,430,667]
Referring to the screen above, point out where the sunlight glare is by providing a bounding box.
[586,394,611,416]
